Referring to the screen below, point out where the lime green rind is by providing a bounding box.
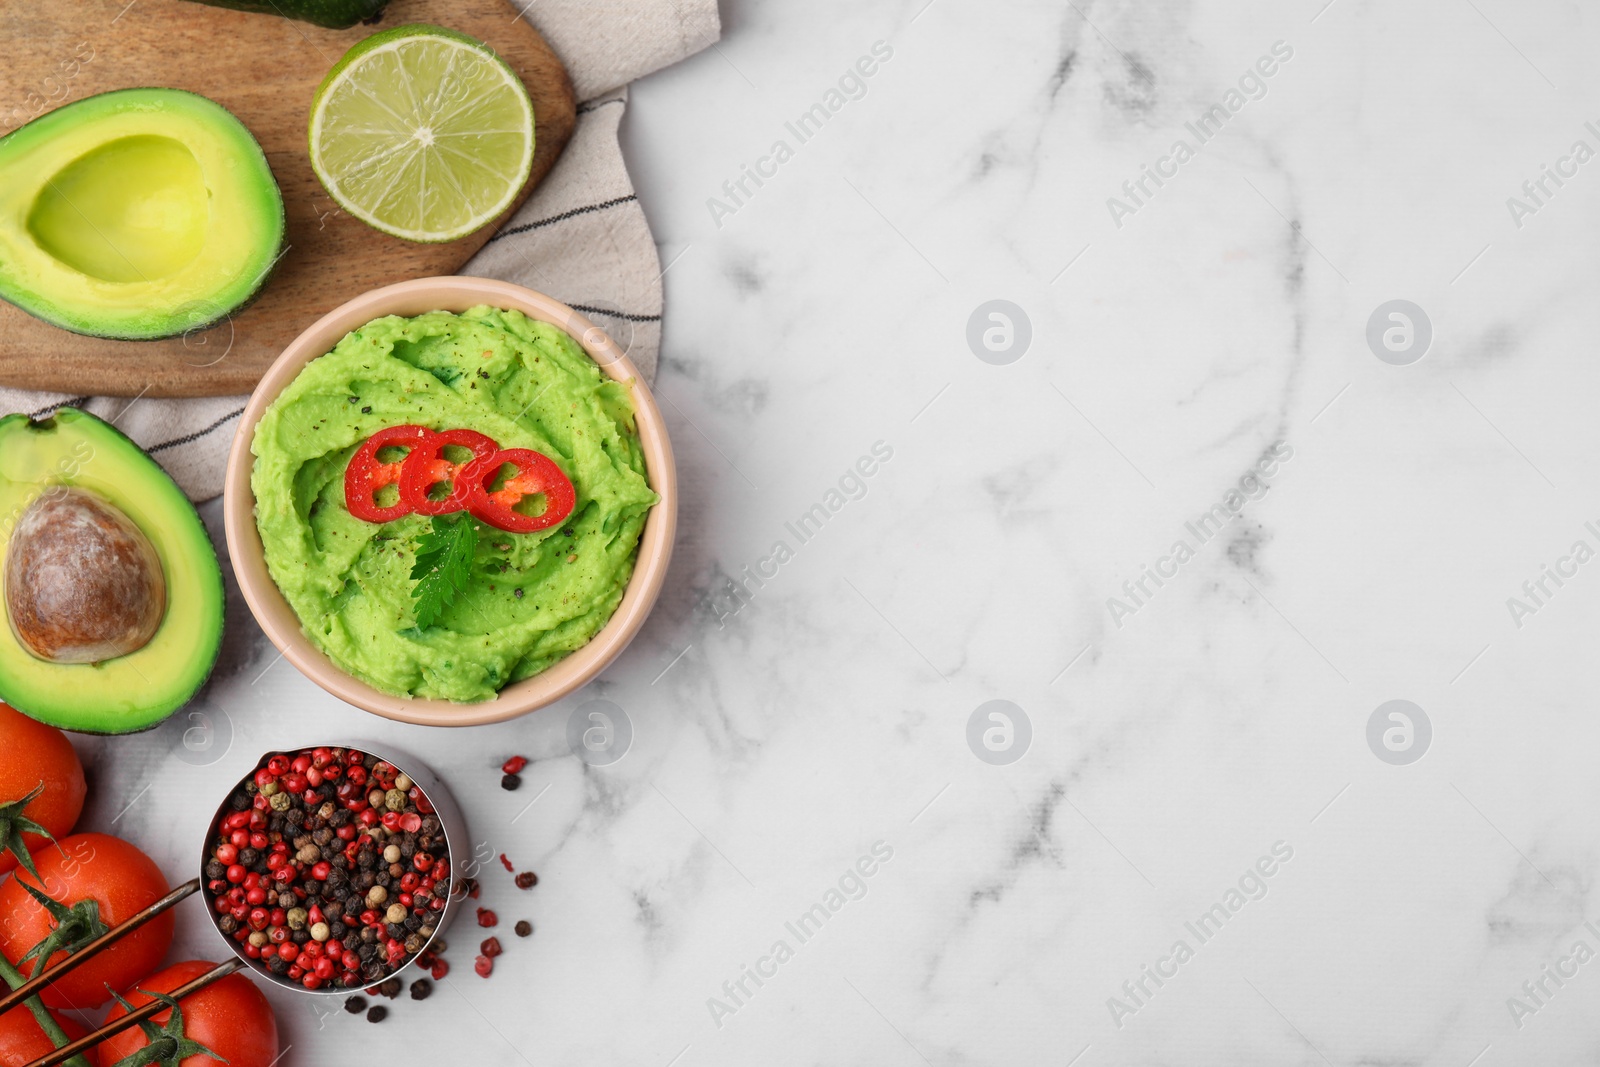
[0,409,225,733]
[308,25,535,244]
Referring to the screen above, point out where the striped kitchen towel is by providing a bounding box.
[0,0,719,501]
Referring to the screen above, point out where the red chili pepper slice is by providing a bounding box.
[399,428,500,516]
[344,424,435,523]
[460,448,576,533]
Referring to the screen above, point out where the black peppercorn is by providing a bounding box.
[205,859,225,880]
[501,773,521,791]
[410,978,433,1000]
[217,915,238,935]
[366,1005,387,1023]
[237,848,258,867]
[514,920,532,937]
[345,996,367,1014]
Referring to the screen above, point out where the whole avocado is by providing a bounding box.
[181,0,387,29]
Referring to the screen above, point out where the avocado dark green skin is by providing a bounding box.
[180,0,387,29]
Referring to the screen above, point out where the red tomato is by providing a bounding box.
[0,833,174,1009]
[0,1003,83,1067]
[0,702,86,875]
[95,960,279,1067]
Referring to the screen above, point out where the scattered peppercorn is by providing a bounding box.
[474,955,493,978]
[366,1005,387,1023]
[499,853,514,873]
[502,756,528,775]
[515,871,537,890]
[410,978,433,1000]
[476,907,497,927]
[431,958,450,980]
[481,936,502,958]
[344,996,366,1014]
[501,773,521,791]
[514,920,532,937]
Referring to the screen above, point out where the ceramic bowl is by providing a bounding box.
[223,276,676,726]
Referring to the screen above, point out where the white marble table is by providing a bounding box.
[78,0,1600,1063]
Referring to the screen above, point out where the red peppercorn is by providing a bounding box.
[267,755,291,775]
[409,786,434,814]
[502,755,528,775]
[274,866,296,885]
[336,824,357,841]
[399,813,421,833]
[429,897,444,911]
[499,853,514,873]
[291,754,312,774]
[306,767,324,788]
[252,793,270,811]
[225,864,246,883]
[279,943,299,962]
[431,959,449,980]
[216,843,238,865]
[244,944,261,959]
[476,908,497,928]
[229,828,249,848]
[324,762,343,780]
[259,945,277,960]
[413,852,434,872]
[246,887,266,906]
[314,957,335,979]
[212,896,230,914]
[474,955,492,978]
[253,768,275,787]
[249,832,269,850]
[302,974,322,990]
[359,809,378,826]
[312,747,332,768]
[311,861,331,881]
[287,965,304,980]
[481,937,502,958]
[283,773,306,793]
[270,927,289,944]
[380,811,400,831]
[249,810,268,831]
[346,749,364,766]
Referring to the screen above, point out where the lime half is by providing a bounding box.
[309,25,535,243]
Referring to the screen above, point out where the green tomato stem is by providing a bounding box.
[0,952,94,1067]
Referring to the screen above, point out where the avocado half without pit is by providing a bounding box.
[0,409,224,733]
[0,88,285,340]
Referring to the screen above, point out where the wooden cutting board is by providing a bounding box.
[0,0,574,397]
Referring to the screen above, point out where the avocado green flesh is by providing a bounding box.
[0,409,224,733]
[179,0,388,29]
[0,88,284,340]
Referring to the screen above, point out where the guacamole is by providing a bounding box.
[251,307,658,703]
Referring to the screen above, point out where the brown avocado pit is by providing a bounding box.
[4,486,167,664]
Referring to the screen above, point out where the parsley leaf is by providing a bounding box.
[410,514,479,628]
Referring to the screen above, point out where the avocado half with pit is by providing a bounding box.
[0,409,224,733]
[0,88,284,340]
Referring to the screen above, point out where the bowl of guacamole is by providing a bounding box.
[224,278,676,725]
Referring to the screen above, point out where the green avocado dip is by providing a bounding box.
[251,306,658,703]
